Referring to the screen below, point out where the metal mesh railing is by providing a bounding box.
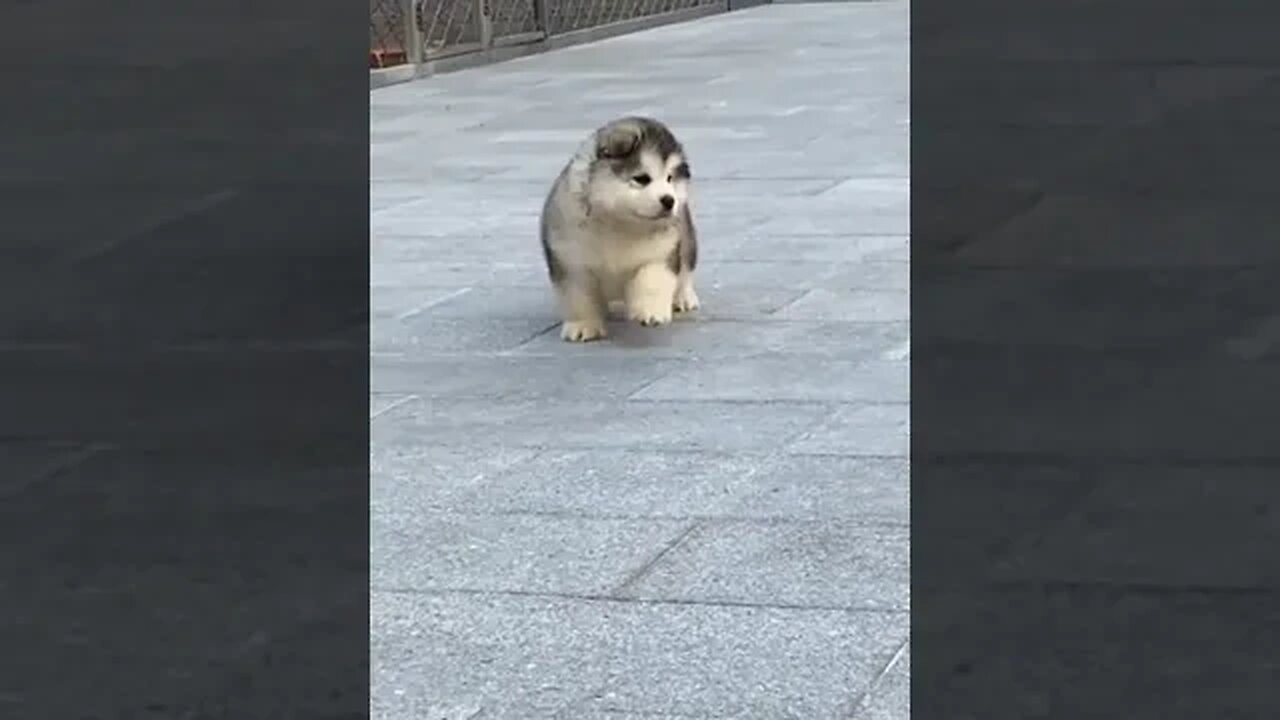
[546,0,719,34]
[370,0,409,67]
[492,0,542,39]
[420,0,484,58]
[372,0,724,67]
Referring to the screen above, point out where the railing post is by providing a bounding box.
[477,0,494,48]
[534,0,551,36]
[403,0,424,64]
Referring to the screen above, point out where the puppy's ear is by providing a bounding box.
[596,123,641,160]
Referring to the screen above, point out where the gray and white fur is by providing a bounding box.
[539,116,700,342]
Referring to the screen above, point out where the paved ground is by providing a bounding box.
[370,2,908,718]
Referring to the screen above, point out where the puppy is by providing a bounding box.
[539,116,700,342]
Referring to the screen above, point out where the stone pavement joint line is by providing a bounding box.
[370,2,909,718]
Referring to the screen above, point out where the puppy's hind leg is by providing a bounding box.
[672,206,700,314]
[557,278,609,342]
[626,263,678,327]
[673,270,700,313]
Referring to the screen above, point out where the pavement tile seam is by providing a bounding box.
[373,443,906,458]
[621,372,679,406]
[370,432,909,460]
[371,585,912,617]
[370,348,907,361]
[373,505,912,528]
[844,638,911,720]
[619,398,881,408]
[376,444,908,465]
[370,343,910,361]
[370,359,687,400]
[568,709,727,720]
[370,393,418,420]
[372,448,910,524]
[371,379,911,407]
[377,396,906,412]
[609,522,704,597]
[371,318,909,330]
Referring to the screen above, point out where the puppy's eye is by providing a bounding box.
[632,174,652,186]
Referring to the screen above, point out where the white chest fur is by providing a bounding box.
[557,219,678,299]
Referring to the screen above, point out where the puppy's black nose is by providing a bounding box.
[659,195,675,210]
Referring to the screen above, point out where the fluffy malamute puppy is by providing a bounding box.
[539,117,700,342]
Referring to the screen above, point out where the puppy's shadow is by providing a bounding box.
[527,303,703,352]
[591,300,695,349]
[605,321,679,349]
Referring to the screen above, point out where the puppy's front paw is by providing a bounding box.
[628,303,673,328]
[673,285,700,313]
[560,320,608,342]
